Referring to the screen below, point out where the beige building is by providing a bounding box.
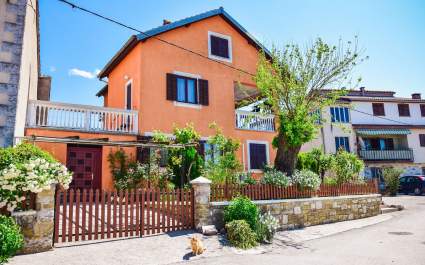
[302,88,425,179]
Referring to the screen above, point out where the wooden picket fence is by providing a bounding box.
[0,192,36,215]
[54,188,194,244]
[210,180,378,202]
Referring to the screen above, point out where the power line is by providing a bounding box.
[57,0,423,128]
[350,108,413,126]
[57,0,256,77]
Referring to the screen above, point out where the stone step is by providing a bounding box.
[380,207,400,214]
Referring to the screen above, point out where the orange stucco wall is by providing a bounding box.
[25,128,137,191]
[104,15,277,172]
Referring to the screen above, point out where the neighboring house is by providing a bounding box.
[304,87,425,180]
[25,8,276,191]
[0,0,48,147]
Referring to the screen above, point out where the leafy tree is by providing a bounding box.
[297,148,334,178]
[154,124,204,187]
[254,38,365,175]
[382,167,403,196]
[204,123,241,183]
[332,150,364,184]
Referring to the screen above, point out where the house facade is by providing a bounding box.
[25,8,277,191]
[24,8,424,192]
[305,88,425,180]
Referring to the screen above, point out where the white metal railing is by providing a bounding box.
[359,149,414,161]
[26,100,138,134]
[235,110,275,132]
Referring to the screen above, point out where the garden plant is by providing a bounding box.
[0,215,24,263]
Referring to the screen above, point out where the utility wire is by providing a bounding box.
[57,0,423,127]
[57,0,256,77]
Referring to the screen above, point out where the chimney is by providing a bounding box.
[359,86,365,96]
[412,93,421,99]
[163,19,171,25]
[37,76,51,101]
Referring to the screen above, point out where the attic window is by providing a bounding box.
[208,31,232,63]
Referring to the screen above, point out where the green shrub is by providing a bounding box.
[0,215,24,263]
[383,167,403,196]
[323,177,338,186]
[292,170,321,191]
[241,173,257,185]
[332,150,364,184]
[225,220,258,249]
[0,142,56,171]
[224,196,259,231]
[297,148,334,178]
[261,167,292,187]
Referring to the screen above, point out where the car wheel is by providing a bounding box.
[414,188,421,196]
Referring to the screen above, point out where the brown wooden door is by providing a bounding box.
[67,146,102,190]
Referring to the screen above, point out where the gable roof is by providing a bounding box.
[97,7,270,95]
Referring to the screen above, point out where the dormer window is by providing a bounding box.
[208,31,232,63]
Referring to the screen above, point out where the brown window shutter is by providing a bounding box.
[198,79,209,106]
[420,134,425,147]
[166,73,177,101]
[420,104,425,117]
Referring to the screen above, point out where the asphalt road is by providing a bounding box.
[182,195,425,265]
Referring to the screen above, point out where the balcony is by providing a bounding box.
[26,100,138,134]
[235,110,275,132]
[358,149,414,161]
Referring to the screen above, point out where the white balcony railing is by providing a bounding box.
[235,110,275,132]
[27,100,138,134]
[359,149,414,161]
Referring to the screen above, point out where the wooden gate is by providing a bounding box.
[54,188,194,244]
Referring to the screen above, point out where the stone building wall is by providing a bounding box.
[209,194,382,230]
[0,0,26,147]
[0,0,38,147]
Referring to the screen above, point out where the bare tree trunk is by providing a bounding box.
[274,133,301,176]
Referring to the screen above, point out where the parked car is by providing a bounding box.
[399,175,425,195]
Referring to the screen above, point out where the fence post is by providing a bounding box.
[12,184,56,254]
[190,176,212,231]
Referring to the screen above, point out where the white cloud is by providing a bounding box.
[68,68,100,79]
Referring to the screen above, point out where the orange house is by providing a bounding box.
[25,8,277,190]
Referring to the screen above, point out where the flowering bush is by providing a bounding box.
[292,169,321,191]
[257,211,279,243]
[261,167,292,187]
[0,144,72,212]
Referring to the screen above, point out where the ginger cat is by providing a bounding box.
[190,236,205,255]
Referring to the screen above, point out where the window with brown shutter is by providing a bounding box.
[249,142,268,170]
[398,104,410,117]
[166,73,177,101]
[210,35,229,59]
[198,79,209,106]
[420,104,425,117]
[372,103,385,116]
[420,134,425,147]
[166,73,209,106]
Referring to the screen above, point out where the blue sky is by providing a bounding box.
[40,0,425,106]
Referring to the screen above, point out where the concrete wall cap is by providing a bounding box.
[11,210,37,217]
[190,176,212,184]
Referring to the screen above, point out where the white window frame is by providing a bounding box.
[208,31,233,63]
[247,140,269,172]
[172,70,202,109]
[124,79,133,110]
[330,106,351,123]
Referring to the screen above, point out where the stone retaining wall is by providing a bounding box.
[12,185,55,254]
[209,194,382,230]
